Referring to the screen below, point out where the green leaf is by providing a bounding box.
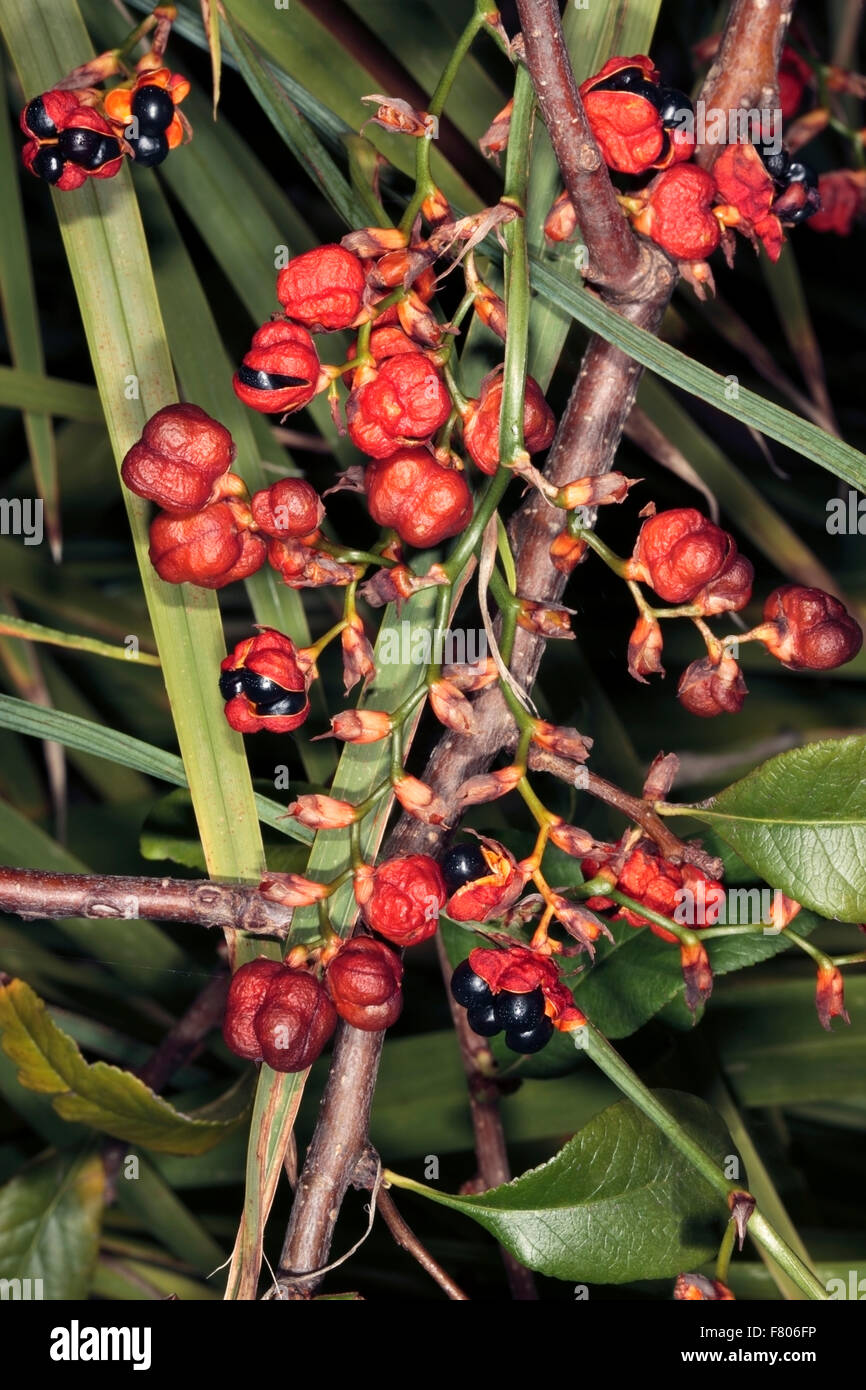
[0,694,313,845]
[668,737,866,920]
[0,61,61,557]
[113,1153,225,1275]
[0,978,250,1155]
[0,1151,104,1298]
[387,1090,733,1282]
[0,365,102,423]
[530,259,866,490]
[140,787,309,873]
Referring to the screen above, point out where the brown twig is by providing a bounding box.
[514,0,650,292]
[377,1186,470,1300]
[695,0,793,170]
[0,867,293,939]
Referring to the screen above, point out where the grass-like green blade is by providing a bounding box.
[530,258,866,490]
[0,366,101,423]
[219,6,363,229]
[762,249,836,431]
[0,694,312,845]
[0,0,267,895]
[0,61,62,559]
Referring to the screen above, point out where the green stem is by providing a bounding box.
[715,1218,738,1285]
[573,528,629,577]
[581,1026,827,1300]
[498,64,533,467]
[398,4,490,235]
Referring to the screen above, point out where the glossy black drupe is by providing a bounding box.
[441,842,489,895]
[654,87,693,129]
[493,987,545,1032]
[758,144,791,183]
[466,1002,501,1037]
[237,671,285,704]
[236,365,307,393]
[131,84,175,135]
[591,65,651,94]
[31,146,64,184]
[450,960,493,1009]
[505,1016,554,1054]
[219,669,246,701]
[253,690,306,718]
[25,95,57,139]
[58,127,119,170]
[128,131,169,168]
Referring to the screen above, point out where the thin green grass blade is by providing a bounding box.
[0,366,101,422]
[0,694,312,845]
[0,61,62,558]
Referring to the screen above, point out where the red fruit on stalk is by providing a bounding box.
[121,403,237,515]
[347,354,451,458]
[760,585,862,670]
[325,936,403,1031]
[254,969,337,1071]
[629,508,747,609]
[219,627,310,734]
[365,449,473,548]
[677,654,748,717]
[462,370,555,475]
[250,477,324,540]
[276,244,366,331]
[232,321,321,415]
[222,958,286,1060]
[149,501,266,588]
[579,54,666,176]
[359,854,447,947]
[631,164,722,262]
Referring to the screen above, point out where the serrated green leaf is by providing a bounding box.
[0,1150,104,1298]
[387,1090,732,1282]
[0,979,249,1155]
[669,737,866,920]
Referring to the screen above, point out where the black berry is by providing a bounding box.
[758,145,790,184]
[654,87,692,130]
[237,671,285,704]
[58,127,120,171]
[25,95,57,140]
[493,987,545,1032]
[505,1016,554,1054]
[466,1002,501,1037]
[236,365,308,394]
[128,131,169,168]
[592,66,652,94]
[31,146,64,184]
[441,842,488,895]
[131,84,175,135]
[253,690,306,717]
[219,669,246,701]
[450,960,493,1009]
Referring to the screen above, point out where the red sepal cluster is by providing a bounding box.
[219,628,311,734]
[629,507,753,613]
[583,843,725,942]
[364,449,472,548]
[462,369,555,475]
[759,585,863,671]
[324,936,403,1031]
[356,854,447,947]
[444,840,528,924]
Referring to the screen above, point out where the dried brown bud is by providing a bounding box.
[341,226,408,258]
[479,98,513,162]
[259,874,330,907]
[544,189,578,243]
[361,95,438,138]
[677,654,747,717]
[320,709,392,744]
[453,765,524,811]
[550,530,588,575]
[628,615,665,684]
[642,752,679,801]
[393,774,450,825]
[342,615,376,695]
[429,678,475,735]
[556,472,637,510]
[548,822,596,858]
[816,964,850,1030]
[442,656,499,691]
[531,720,592,761]
[517,601,575,640]
[674,1273,734,1301]
[285,794,357,830]
[549,894,609,957]
[680,939,713,1012]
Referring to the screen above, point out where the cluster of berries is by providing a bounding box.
[120,403,347,591]
[20,64,189,188]
[231,236,555,549]
[614,506,861,716]
[222,934,402,1072]
[450,958,553,1054]
[537,52,820,269]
